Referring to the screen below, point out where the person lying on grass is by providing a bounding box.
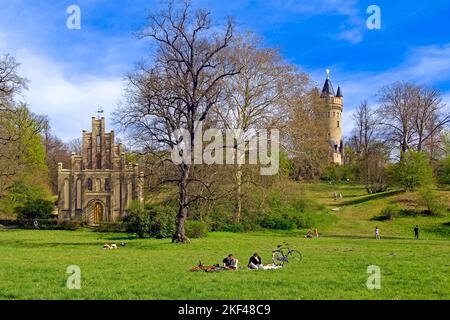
[248,253,263,270]
[223,254,239,270]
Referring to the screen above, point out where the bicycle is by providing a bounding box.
[272,242,302,266]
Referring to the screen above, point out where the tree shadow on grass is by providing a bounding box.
[0,238,172,250]
[340,190,404,206]
[323,234,411,240]
[0,240,104,248]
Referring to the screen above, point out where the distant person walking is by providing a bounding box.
[374,226,380,240]
[333,192,337,201]
[414,225,420,240]
[339,193,343,201]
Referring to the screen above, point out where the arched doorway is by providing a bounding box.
[93,202,103,225]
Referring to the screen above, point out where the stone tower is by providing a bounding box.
[321,70,343,165]
[57,116,144,225]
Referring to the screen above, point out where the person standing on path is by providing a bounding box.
[375,226,380,240]
[414,225,420,240]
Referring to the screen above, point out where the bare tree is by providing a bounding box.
[377,82,449,156]
[0,54,34,197]
[0,54,28,109]
[213,32,298,222]
[411,86,449,153]
[351,101,387,193]
[285,88,330,180]
[42,126,72,194]
[114,0,240,243]
[377,82,418,154]
[67,138,83,156]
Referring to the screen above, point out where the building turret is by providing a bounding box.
[321,70,343,165]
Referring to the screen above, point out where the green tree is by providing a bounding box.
[16,198,54,220]
[393,151,434,191]
[0,104,49,218]
[438,155,450,185]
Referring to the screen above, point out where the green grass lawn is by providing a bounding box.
[1,183,449,300]
[0,229,449,300]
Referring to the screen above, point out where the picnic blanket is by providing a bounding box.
[190,263,283,272]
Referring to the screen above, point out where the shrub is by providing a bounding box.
[185,220,209,238]
[417,187,446,216]
[373,205,398,221]
[56,220,81,231]
[259,216,296,230]
[123,202,152,238]
[393,151,434,191]
[122,202,175,238]
[438,155,450,185]
[220,223,246,233]
[322,165,354,181]
[96,222,125,233]
[15,198,54,220]
[145,205,176,238]
[219,222,260,233]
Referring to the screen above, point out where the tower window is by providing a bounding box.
[337,121,340,128]
[105,178,111,192]
[96,154,102,169]
[333,112,336,117]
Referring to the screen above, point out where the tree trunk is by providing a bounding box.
[234,164,242,224]
[173,164,190,243]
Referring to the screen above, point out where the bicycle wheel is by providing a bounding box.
[287,250,302,263]
[272,251,285,266]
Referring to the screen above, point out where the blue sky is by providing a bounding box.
[1,0,449,141]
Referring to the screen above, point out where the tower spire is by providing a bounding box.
[336,85,343,98]
[321,69,335,98]
[97,106,104,119]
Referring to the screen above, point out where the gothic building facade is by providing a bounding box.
[320,71,344,165]
[57,117,143,225]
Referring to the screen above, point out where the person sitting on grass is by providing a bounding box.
[305,231,313,238]
[223,254,239,270]
[313,228,319,238]
[248,253,263,270]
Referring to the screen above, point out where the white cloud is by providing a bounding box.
[0,30,125,142]
[17,49,123,141]
[314,43,450,137]
[332,27,363,44]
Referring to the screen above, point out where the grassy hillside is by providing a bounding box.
[302,182,449,240]
[0,183,448,300]
[0,229,448,300]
